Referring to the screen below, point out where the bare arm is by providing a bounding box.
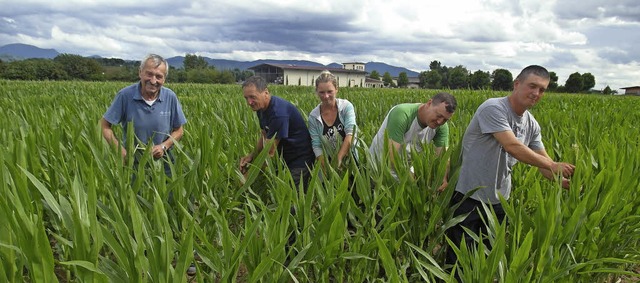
[433,146,450,192]
[152,126,184,158]
[534,148,572,189]
[240,130,280,173]
[493,130,575,178]
[387,138,403,171]
[100,118,126,159]
[336,134,354,168]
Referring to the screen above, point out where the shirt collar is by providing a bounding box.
[133,81,164,102]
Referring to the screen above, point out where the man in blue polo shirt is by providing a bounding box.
[239,76,315,189]
[100,54,187,177]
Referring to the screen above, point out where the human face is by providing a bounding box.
[316,82,337,105]
[243,84,270,111]
[419,100,453,129]
[513,74,549,109]
[138,60,167,97]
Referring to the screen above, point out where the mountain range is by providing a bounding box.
[0,43,420,77]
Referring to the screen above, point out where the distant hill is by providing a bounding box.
[0,43,421,77]
[0,43,59,59]
[167,57,419,77]
[366,62,419,77]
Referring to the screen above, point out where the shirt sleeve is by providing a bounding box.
[170,95,187,128]
[308,108,323,157]
[341,100,357,136]
[528,117,544,150]
[386,107,412,143]
[103,92,125,125]
[477,105,511,134]
[433,122,449,148]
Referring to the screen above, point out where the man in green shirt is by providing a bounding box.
[369,92,457,188]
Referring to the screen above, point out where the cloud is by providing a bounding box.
[0,0,638,89]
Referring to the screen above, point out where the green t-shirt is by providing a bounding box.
[369,103,449,161]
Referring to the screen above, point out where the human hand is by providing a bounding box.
[152,144,166,159]
[239,155,253,174]
[551,162,575,178]
[561,177,571,189]
[437,180,448,192]
[120,147,127,164]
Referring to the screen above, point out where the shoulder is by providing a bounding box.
[389,103,418,119]
[309,104,321,119]
[477,98,508,115]
[117,83,140,97]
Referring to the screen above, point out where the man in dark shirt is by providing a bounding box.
[239,76,315,189]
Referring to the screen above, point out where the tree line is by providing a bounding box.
[0,53,254,84]
[0,54,611,94]
[370,60,611,94]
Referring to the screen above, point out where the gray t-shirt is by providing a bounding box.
[455,97,544,204]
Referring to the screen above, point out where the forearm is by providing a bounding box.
[504,143,554,170]
[162,126,184,148]
[100,119,120,146]
[387,139,402,170]
[337,134,354,161]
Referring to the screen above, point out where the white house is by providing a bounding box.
[249,63,368,87]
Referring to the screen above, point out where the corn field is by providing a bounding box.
[0,80,639,282]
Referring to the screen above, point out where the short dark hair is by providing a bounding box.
[431,92,457,113]
[242,76,268,92]
[516,65,549,82]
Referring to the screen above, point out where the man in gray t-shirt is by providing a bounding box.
[445,65,576,270]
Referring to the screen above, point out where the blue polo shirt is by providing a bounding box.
[258,96,315,169]
[103,82,187,147]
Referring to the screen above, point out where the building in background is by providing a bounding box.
[249,62,367,87]
[620,86,640,95]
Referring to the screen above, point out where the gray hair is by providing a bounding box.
[431,92,457,113]
[242,76,268,92]
[515,65,549,82]
[139,54,169,77]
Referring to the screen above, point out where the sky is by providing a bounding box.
[1,0,639,90]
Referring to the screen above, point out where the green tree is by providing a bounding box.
[168,68,187,83]
[581,73,595,91]
[369,70,380,80]
[420,70,442,89]
[469,70,490,90]
[382,72,394,87]
[603,85,612,95]
[448,65,469,89]
[549,71,559,91]
[491,68,513,91]
[183,53,208,70]
[2,60,37,80]
[565,72,584,93]
[429,60,442,71]
[397,72,409,87]
[218,70,236,84]
[232,68,254,82]
[439,66,450,88]
[53,54,103,80]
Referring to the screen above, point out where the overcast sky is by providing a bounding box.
[1,0,639,90]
